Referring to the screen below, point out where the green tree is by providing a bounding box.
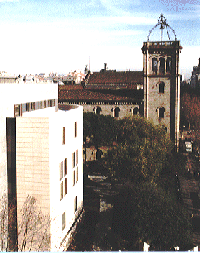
[112,182,193,251]
[84,113,193,249]
[104,116,172,185]
[83,113,117,149]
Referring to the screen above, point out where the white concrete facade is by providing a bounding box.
[0,82,83,251]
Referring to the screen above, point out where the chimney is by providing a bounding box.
[104,63,107,71]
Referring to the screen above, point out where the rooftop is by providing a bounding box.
[86,71,143,89]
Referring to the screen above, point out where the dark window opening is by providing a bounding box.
[65,178,67,195]
[133,107,139,115]
[74,196,77,213]
[159,58,165,74]
[62,127,65,145]
[114,107,120,117]
[159,82,165,93]
[159,107,165,118]
[166,57,171,73]
[96,149,103,160]
[96,107,101,115]
[72,152,75,168]
[75,122,77,138]
[152,58,157,74]
[64,158,67,175]
[26,103,30,112]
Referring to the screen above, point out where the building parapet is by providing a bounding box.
[142,40,182,52]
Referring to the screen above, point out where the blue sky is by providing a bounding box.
[0,0,199,79]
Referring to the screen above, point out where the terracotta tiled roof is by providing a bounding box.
[86,71,143,89]
[59,84,83,90]
[59,89,140,102]
[58,71,144,102]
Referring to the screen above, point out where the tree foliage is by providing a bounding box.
[83,112,117,149]
[181,92,200,130]
[83,112,193,250]
[104,116,172,185]
[112,182,192,251]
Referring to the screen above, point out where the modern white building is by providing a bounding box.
[0,81,83,251]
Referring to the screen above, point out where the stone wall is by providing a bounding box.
[61,102,143,119]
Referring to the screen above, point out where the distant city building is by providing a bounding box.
[53,71,85,85]
[0,81,83,251]
[191,58,200,88]
[0,71,17,83]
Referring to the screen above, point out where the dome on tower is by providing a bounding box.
[147,14,177,42]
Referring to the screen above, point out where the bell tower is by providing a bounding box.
[142,14,182,150]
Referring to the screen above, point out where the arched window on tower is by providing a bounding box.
[159,82,165,93]
[159,57,165,74]
[133,107,139,115]
[96,107,101,115]
[158,107,165,118]
[152,58,157,74]
[114,107,120,117]
[166,57,171,73]
[93,106,102,115]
